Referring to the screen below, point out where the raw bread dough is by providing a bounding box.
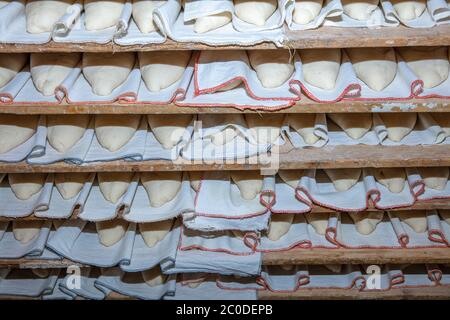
[398,47,450,89]
[12,220,43,244]
[139,51,191,92]
[95,114,141,152]
[342,0,379,20]
[392,0,426,20]
[26,0,74,34]
[328,113,372,139]
[132,0,166,33]
[247,50,295,88]
[346,47,397,91]
[84,0,125,31]
[96,219,129,247]
[142,266,167,287]
[30,53,80,96]
[55,173,90,200]
[287,114,320,144]
[140,172,182,207]
[230,171,263,200]
[194,11,232,33]
[83,52,135,96]
[97,172,134,204]
[431,113,450,137]
[47,115,90,153]
[324,168,361,191]
[189,171,202,192]
[0,53,28,88]
[439,210,450,225]
[293,0,323,24]
[349,212,384,235]
[8,173,46,200]
[138,219,173,247]
[278,170,304,189]
[31,269,50,278]
[396,210,427,233]
[324,264,342,273]
[0,115,39,154]
[267,213,295,241]
[234,0,277,26]
[245,114,285,144]
[202,114,247,146]
[147,114,193,149]
[300,48,341,90]
[418,167,449,190]
[373,168,406,193]
[379,113,417,142]
[305,212,329,235]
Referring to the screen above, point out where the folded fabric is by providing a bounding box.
[285,0,343,30]
[270,175,311,214]
[0,65,30,103]
[281,114,328,148]
[42,277,75,300]
[382,0,440,28]
[0,269,60,297]
[410,169,450,201]
[327,116,380,146]
[59,267,108,300]
[430,0,450,24]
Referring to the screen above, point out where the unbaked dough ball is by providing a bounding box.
[139,219,173,247]
[245,114,285,144]
[0,115,39,154]
[32,269,50,278]
[97,172,134,204]
[147,114,193,149]
[287,114,320,144]
[293,0,323,24]
[138,51,191,92]
[47,115,90,153]
[328,113,373,139]
[140,172,182,207]
[132,0,166,33]
[95,115,141,152]
[396,210,427,233]
[142,266,167,287]
[26,0,74,34]
[195,11,232,33]
[234,0,277,26]
[0,53,28,88]
[96,219,129,247]
[347,47,397,91]
[55,173,91,200]
[373,168,406,193]
[431,113,450,137]
[300,49,341,90]
[202,114,247,146]
[247,50,295,88]
[342,0,379,20]
[305,212,329,235]
[418,167,449,190]
[84,0,125,31]
[349,212,384,235]
[189,171,202,192]
[278,169,304,189]
[324,168,362,191]
[12,220,44,244]
[230,171,263,200]
[392,0,426,20]
[8,173,47,200]
[379,113,417,142]
[267,214,294,241]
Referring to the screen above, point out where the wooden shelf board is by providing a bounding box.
[0,258,85,269]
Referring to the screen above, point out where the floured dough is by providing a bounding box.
[267,214,295,241]
[379,113,417,142]
[139,219,173,247]
[140,172,182,207]
[418,167,449,190]
[84,0,125,31]
[0,115,39,154]
[234,0,277,26]
[96,219,129,247]
[349,212,384,235]
[31,269,50,278]
[97,172,134,204]
[8,173,46,200]
[305,212,329,235]
[147,114,193,149]
[293,0,323,24]
[247,50,295,88]
[0,53,28,88]
[439,210,450,225]
[431,113,450,137]
[202,114,246,146]
[392,0,426,20]
[230,171,263,200]
[139,51,191,92]
[83,52,135,96]
[30,53,80,96]
[55,173,90,200]
[132,0,166,33]
[347,47,397,91]
[342,0,379,20]
[47,115,90,153]
[95,114,141,152]
[373,168,406,193]
[142,266,167,287]
[26,0,74,34]
[195,11,232,33]
[396,210,427,233]
[278,170,304,189]
[287,114,320,144]
[245,114,285,144]
[189,171,202,192]
[324,168,362,191]
[328,113,372,139]
[12,220,43,244]
[300,48,341,90]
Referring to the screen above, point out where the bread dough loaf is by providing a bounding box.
[31,53,80,96]
[398,47,450,89]
[202,114,246,146]
[195,11,232,33]
[324,168,362,191]
[47,115,90,153]
[132,0,166,33]
[287,114,320,144]
[230,171,263,200]
[267,213,294,241]
[142,266,167,287]
[8,173,46,200]
[418,167,449,190]
[0,115,39,154]
[234,0,277,26]
[328,113,373,139]
[96,220,129,247]
[293,0,323,24]
[139,219,173,247]
[140,172,182,207]
[431,113,450,137]
[84,0,125,31]
[342,0,379,20]
[373,168,406,193]
[32,269,50,278]
[278,170,304,189]
[247,50,295,88]
[379,113,417,142]
[189,171,202,192]
[0,53,28,88]
[139,51,191,92]
[349,212,384,235]
[83,52,135,96]
[439,209,450,225]
[392,0,426,20]
[98,172,134,204]
[396,210,427,233]
[347,47,397,91]
[55,173,90,200]
[95,115,141,152]
[300,49,341,90]
[147,114,193,149]
[12,220,43,244]
[245,114,285,144]
[26,0,74,34]
[305,212,329,235]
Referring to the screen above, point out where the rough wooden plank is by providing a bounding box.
[0,258,85,269]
